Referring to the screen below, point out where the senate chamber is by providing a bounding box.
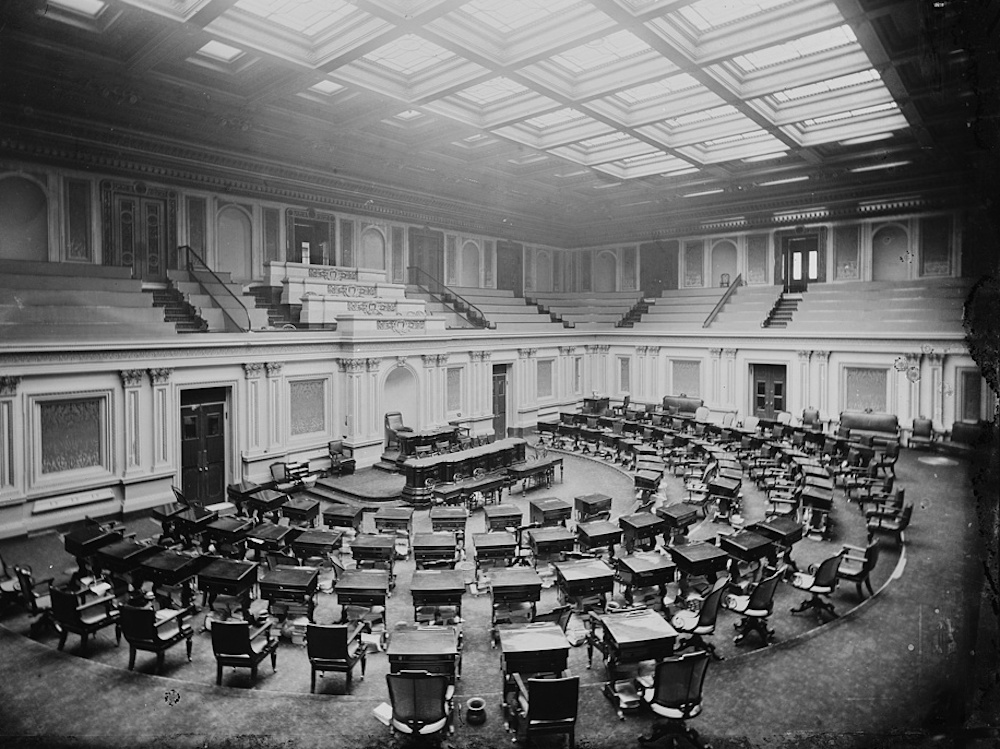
[0,1,997,748]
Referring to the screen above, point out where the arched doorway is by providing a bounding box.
[711,240,737,286]
[872,225,909,281]
[0,176,48,262]
[383,366,418,430]
[216,205,252,282]
[461,241,480,287]
[361,227,386,270]
[594,252,617,292]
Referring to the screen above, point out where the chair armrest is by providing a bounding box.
[249,623,272,642]
[153,609,187,628]
[33,577,56,591]
[512,672,530,701]
[348,621,371,642]
[77,594,117,613]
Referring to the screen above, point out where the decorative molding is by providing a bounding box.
[0,376,20,396]
[365,358,380,371]
[309,266,358,282]
[558,346,575,356]
[797,350,812,361]
[723,349,737,359]
[709,348,722,358]
[347,300,398,315]
[327,283,378,298]
[147,368,172,385]
[243,362,265,379]
[395,356,408,368]
[377,319,426,334]
[340,358,366,374]
[422,354,438,368]
[517,348,537,358]
[119,369,144,388]
[265,362,284,377]
[436,354,450,366]
[648,347,661,355]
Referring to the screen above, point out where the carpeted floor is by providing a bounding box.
[0,445,996,749]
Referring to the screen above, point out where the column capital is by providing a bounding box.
[119,369,144,388]
[421,354,437,368]
[366,358,381,371]
[723,349,737,359]
[265,362,284,377]
[517,348,537,359]
[243,362,265,379]
[927,352,945,364]
[648,346,661,356]
[558,346,576,356]
[147,368,173,386]
[814,350,829,360]
[709,348,722,358]
[395,356,409,368]
[436,354,450,367]
[797,350,812,361]
[0,376,20,396]
[340,358,366,374]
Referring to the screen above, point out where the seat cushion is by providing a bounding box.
[670,609,699,631]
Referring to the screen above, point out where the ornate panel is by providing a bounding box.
[537,359,553,398]
[446,367,462,412]
[483,240,494,287]
[683,240,704,287]
[920,215,952,276]
[844,367,888,412]
[446,234,457,285]
[746,234,768,284]
[40,398,102,474]
[621,246,636,290]
[391,226,405,283]
[672,360,701,398]
[289,379,326,436]
[340,218,354,266]
[65,179,92,261]
[834,224,860,280]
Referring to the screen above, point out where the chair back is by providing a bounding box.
[721,412,735,428]
[694,406,710,423]
[743,415,759,431]
[650,650,710,718]
[120,605,158,642]
[696,575,730,628]
[912,417,933,438]
[814,553,844,588]
[746,570,782,613]
[306,623,348,660]
[14,566,43,611]
[211,620,251,656]
[270,462,288,483]
[50,587,82,625]
[896,503,914,529]
[863,540,881,573]
[883,442,900,460]
[386,670,450,730]
[802,408,820,426]
[526,675,579,723]
[171,486,189,506]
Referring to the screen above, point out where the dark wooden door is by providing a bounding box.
[781,235,819,293]
[639,240,678,296]
[492,366,508,440]
[751,364,787,419]
[408,227,444,283]
[180,389,227,504]
[496,241,523,297]
[111,194,168,281]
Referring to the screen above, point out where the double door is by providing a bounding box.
[492,365,508,440]
[180,389,227,505]
[102,181,176,282]
[752,364,786,419]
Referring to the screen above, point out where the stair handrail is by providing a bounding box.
[179,245,253,333]
[703,274,743,328]
[407,266,491,328]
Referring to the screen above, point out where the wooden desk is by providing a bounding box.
[718,530,774,581]
[289,528,343,564]
[575,493,612,521]
[484,504,522,532]
[322,504,363,532]
[93,539,157,576]
[473,532,517,571]
[245,488,288,519]
[397,426,460,460]
[203,517,253,549]
[529,497,572,527]
[576,520,622,555]
[748,516,804,546]
[350,535,396,585]
[490,568,543,605]
[137,549,205,607]
[246,522,297,552]
[553,558,615,609]
[335,569,389,614]
[227,479,264,510]
[655,503,700,538]
[198,558,258,618]
[410,569,465,618]
[616,552,676,604]
[588,608,677,682]
[280,497,321,527]
[584,396,610,414]
[666,541,730,593]
[619,511,668,552]
[374,507,414,537]
[258,565,318,619]
[413,532,458,569]
[387,627,461,682]
[460,472,508,509]
[507,457,563,495]
[429,506,468,536]
[401,438,526,503]
[527,527,576,563]
[64,526,123,560]
[498,622,569,699]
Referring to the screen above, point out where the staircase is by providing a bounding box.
[525,297,574,328]
[247,285,302,329]
[617,297,653,327]
[763,293,801,328]
[167,269,271,332]
[149,283,208,333]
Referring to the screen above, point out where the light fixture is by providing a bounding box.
[849,160,911,173]
[681,188,724,198]
[758,175,809,187]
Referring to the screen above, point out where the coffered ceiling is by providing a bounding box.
[0,0,995,246]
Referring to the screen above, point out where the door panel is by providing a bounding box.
[408,228,444,283]
[492,367,508,440]
[103,182,175,282]
[496,241,523,297]
[752,364,787,419]
[180,393,227,504]
[782,235,820,293]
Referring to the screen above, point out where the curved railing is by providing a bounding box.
[407,266,492,329]
[179,245,253,333]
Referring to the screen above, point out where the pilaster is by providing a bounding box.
[0,377,20,496]
[147,368,172,470]
[266,361,284,450]
[119,369,144,476]
[243,362,265,452]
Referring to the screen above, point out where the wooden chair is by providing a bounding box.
[908,417,937,449]
[671,575,729,660]
[211,619,279,685]
[50,586,120,653]
[14,565,55,633]
[306,623,368,693]
[837,541,881,599]
[867,503,913,547]
[120,604,194,673]
[790,552,844,621]
[385,670,454,738]
[327,440,356,476]
[505,674,579,749]
[722,569,782,646]
[638,651,711,747]
[0,553,21,607]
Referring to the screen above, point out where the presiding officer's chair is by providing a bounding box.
[505,674,579,749]
[120,604,194,673]
[306,622,368,694]
[385,411,413,451]
[385,670,454,739]
[638,650,712,747]
[211,619,279,686]
[50,586,120,654]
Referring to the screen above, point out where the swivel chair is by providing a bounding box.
[790,552,844,621]
[866,502,913,547]
[836,540,881,599]
[722,569,782,646]
[638,650,711,747]
[50,586,121,654]
[211,619,279,685]
[505,674,579,749]
[671,576,729,660]
[385,670,454,739]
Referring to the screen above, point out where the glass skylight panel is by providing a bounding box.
[235,0,355,36]
[662,104,737,128]
[678,0,792,33]
[462,0,578,34]
[615,74,699,105]
[308,79,344,95]
[395,110,424,121]
[771,69,881,102]
[365,35,455,75]
[731,25,857,72]
[578,131,634,149]
[524,108,585,130]
[197,40,245,63]
[455,77,529,105]
[49,0,107,17]
[801,101,898,127]
[549,31,652,74]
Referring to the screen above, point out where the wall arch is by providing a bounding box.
[871,224,910,281]
[461,240,480,287]
[216,204,252,282]
[382,365,418,429]
[536,251,553,292]
[360,227,386,270]
[594,251,617,292]
[711,240,738,286]
[0,175,49,262]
